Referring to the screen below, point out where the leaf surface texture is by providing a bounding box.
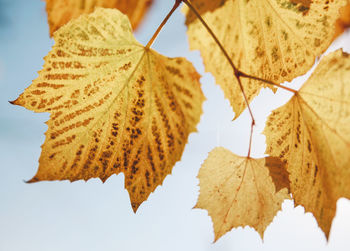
[45,0,153,36]
[185,0,346,118]
[13,8,204,211]
[264,49,350,238]
[196,147,290,241]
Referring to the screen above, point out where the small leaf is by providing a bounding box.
[264,49,350,238]
[45,0,153,36]
[185,0,346,119]
[195,147,290,241]
[12,8,205,212]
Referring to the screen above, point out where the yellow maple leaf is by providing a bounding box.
[264,49,350,238]
[195,147,290,241]
[45,0,153,36]
[184,0,346,119]
[11,8,205,212]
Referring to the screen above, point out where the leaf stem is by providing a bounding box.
[183,0,257,157]
[182,0,255,124]
[182,0,239,74]
[247,120,256,158]
[239,71,298,94]
[183,0,298,157]
[145,0,181,49]
[182,0,297,94]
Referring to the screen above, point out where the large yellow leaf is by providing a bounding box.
[12,8,205,212]
[264,49,350,238]
[195,147,290,241]
[45,0,153,36]
[185,0,346,119]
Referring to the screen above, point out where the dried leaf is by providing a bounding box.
[12,8,205,212]
[264,49,350,238]
[195,147,290,241]
[185,0,346,119]
[45,0,153,36]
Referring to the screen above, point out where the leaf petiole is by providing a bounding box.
[145,0,182,49]
[182,0,256,156]
[247,120,254,158]
[182,0,297,98]
[182,0,299,156]
[238,72,298,94]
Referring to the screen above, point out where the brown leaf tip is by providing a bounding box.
[9,98,20,105]
[131,202,141,213]
[25,177,39,184]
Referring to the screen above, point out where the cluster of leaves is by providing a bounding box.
[12,0,350,242]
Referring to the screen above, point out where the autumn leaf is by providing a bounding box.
[264,49,350,238]
[334,1,350,39]
[195,147,290,241]
[184,0,346,119]
[11,8,205,212]
[45,0,153,36]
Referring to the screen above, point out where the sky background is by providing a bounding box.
[0,1,350,251]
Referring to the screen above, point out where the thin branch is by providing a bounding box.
[182,0,239,74]
[236,75,255,125]
[182,0,297,96]
[183,0,300,156]
[183,0,257,155]
[145,0,181,49]
[247,120,254,158]
[182,0,255,122]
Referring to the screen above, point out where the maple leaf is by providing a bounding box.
[264,49,350,238]
[11,8,205,212]
[195,147,290,241]
[184,0,346,119]
[44,0,153,36]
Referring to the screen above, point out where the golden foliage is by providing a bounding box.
[185,0,346,118]
[45,0,153,36]
[195,147,290,241]
[9,0,350,241]
[264,49,350,238]
[12,8,204,212]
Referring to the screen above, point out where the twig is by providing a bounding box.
[145,0,181,49]
[182,0,300,156]
[182,0,255,123]
[239,71,298,93]
[247,120,254,158]
[183,0,257,155]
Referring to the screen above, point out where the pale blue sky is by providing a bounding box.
[0,1,350,251]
